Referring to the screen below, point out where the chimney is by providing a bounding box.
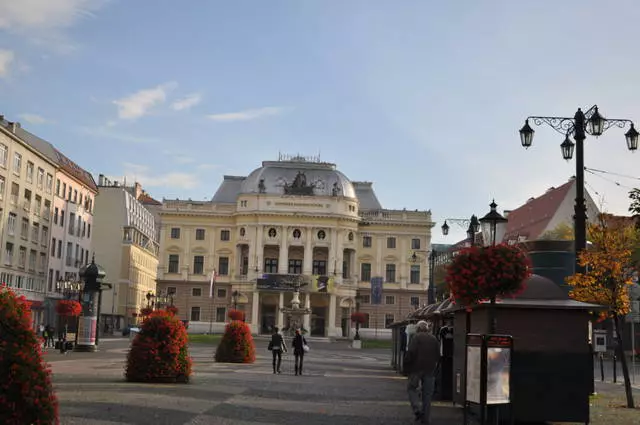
[98,174,105,186]
[503,210,512,218]
[134,182,142,199]
[10,122,20,132]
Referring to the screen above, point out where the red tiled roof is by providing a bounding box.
[137,192,162,206]
[503,179,574,242]
[53,148,98,193]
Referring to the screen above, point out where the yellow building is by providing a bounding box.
[157,155,433,338]
[93,176,159,332]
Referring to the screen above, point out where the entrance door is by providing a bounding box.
[261,305,276,334]
[311,306,326,337]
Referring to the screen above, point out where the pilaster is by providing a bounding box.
[251,291,260,334]
[277,292,284,329]
[255,225,264,275]
[303,226,313,275]
[278,225,288,274]
[303,293,311,331]
[400,237,408,289]
[375,234,383,277]
[327,294,337,337]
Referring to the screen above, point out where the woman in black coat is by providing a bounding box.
[291,329,307,376]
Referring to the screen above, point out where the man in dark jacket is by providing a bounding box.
[269,327,287,374]
[405,320,440,424]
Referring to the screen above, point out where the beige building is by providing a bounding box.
[94,176,159,332]
[157,156,433,338]
[0,118,57,327]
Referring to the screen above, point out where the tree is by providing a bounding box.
[433,263,448,301]
[628,188,640,229]
[565,213,637,408]
[540,222,574,240]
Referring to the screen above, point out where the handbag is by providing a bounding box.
[268,341,273,351]
[303,344,309,353]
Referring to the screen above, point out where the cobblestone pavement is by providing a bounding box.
[48,339,463,425]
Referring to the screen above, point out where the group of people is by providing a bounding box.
[268,327,308,375]
[39,323,56,348]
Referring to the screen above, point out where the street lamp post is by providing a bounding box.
[519,106,639,274]
[232,290,240,311]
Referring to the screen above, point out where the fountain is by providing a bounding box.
[279,276,312,337]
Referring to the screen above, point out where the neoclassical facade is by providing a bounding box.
[157,156,433,337]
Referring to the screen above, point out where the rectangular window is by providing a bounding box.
[192,288,202,297]
[264,258,278,274]
[0,175,5,200]
[385,295,395,305]
[68,213,75,235]
[73,189,78,203]
[385,264,396,283]
[55,179,60,195]
[7,213,16,236]
[360,295,371,304]
[10,182,18,205]
[37,168,44,189]
[21,218,29,239]
[193,255,204,274]
[216,307,226,322]
[360,263,371,282]
[195,228,205,240]
[31,223,39,243]
[60,210,64,227]
[54,207,59,224]
[385,314,395,328]
[0,143,7,168]
[13,153,21,175]
[312,260,326,275]
[62,183,66,199]
[168,254,179,273]
[51,238,56,256]
[217,288,227,298]
[23,189,31,212]
[220,230,230,241]
[410,296,420,308]
[411,238,421,250]
[18,246,26,268]
[43,200,51,220]
[41,226,48,247]
[4,242,13,265]
[46,174,53,194]
[218,257,229,275]
[410,265,421,284]
[167,287,176,295]
[87,223,91,239]
[57,240,62,258]
[387,237,396,249]
[26,161,34,183]
[190,307,201,322]
[363,236,372,248]
[28,249,36,271]
[34,195,41,217]
[170,228,180,239]
[288,259,302,274]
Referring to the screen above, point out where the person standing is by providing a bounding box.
[269,327,287,374]
[292,329,307,376]
[405,320,440,424]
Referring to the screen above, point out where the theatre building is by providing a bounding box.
[156,155,433,338]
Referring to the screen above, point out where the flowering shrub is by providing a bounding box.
[55,299,82,317]
[350,312,367,324]
[446,244,530,307]
[227,309,245,321]
[125,310,192,383]
[0,285,59,424]
[165,305,179,316]
[214,320,256,363]
[139,307,153,317]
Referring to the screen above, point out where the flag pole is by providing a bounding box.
[208,269,216,334]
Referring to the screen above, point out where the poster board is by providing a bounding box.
[485,335,512,405]
[465,334,482,403]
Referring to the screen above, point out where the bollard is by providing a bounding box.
[613,355,617,383]
[600,354,605,382]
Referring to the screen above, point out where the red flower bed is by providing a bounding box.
[0,285,59,424]
[139,307,153,317]
[165,305,179,316]
[446,244,531,307]
[55,299,82,317]
[227,309,245,321]
[350,311,367,324]
[125,310,192,383]
[214,320,256,363]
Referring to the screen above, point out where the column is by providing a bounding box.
[375,235,383,277]
[303,226,313,275]
[303,293,311,331]
[335,230,344,280]
[182,226,191,280]
[251,291,260,334]
[400,238,408,289]
[277,292,284,329]
[278,226,288,274]
[329,229,339,276]
[255,225,264,276]
[326,294,337,337]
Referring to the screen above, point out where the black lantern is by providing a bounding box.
[441,221,450,236]
[625,123,639,151]
[479,200,508,246]
[587,106,605,136]
[469,215,480,233]
[519,119,535,148]
[560,135,575,160]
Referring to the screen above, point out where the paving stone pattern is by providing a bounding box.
[48,339,463,425]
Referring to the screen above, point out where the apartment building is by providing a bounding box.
[93,176,159,332]
[0,119,56,327]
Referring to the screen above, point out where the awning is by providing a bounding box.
[410,298,456,320]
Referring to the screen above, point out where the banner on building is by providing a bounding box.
[371,276,384,305]
[257,274,311,291]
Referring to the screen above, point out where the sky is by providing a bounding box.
[2,0,640,244]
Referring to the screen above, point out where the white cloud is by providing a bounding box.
[196,163,219,171]
[18,113,51,125]
[117,163,199,190]
[75,125,159,144]
[0,0,107,52]
[113,82,177,120]
[0,49,15,77]
[172,93,202,111]
[207,106,285,122]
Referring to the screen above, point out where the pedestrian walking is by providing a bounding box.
[46,325,55,348]
[268,327,287,374]
[404,320,440,424]
[292,329,308,376]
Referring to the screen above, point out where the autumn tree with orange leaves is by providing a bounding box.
[566,213,637,408]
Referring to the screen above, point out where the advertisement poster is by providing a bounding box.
[370,277,383,305]
[486,347,511,404]
[465,345,481,403]
[77,316,97,345]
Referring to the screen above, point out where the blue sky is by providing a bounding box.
[2,0,640,243]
